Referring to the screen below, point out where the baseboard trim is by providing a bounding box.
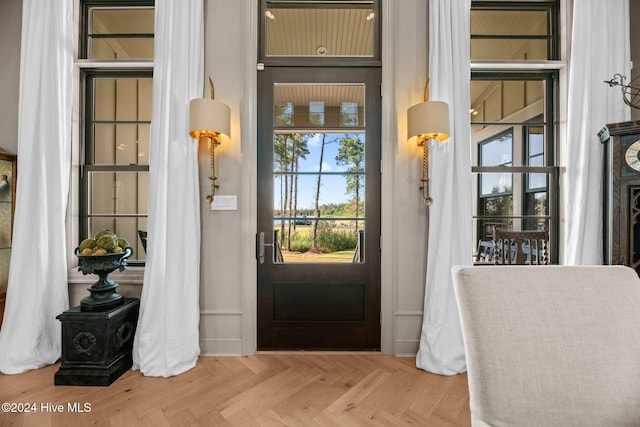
[199,338,243,356]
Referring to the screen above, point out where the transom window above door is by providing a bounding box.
[259,0,380,65]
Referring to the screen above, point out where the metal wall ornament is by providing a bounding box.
[604,74,640,109]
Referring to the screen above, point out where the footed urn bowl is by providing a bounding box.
[75,247,133,312]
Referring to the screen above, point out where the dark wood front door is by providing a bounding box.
[257,67,381,350]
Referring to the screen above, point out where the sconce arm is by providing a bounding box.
[419,136,434,206]
[199,133,221,204]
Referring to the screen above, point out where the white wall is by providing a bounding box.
[384,0,430,355]
[197,0,252,355]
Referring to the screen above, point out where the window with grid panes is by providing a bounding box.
[471,0,559,264]
[79,0,154,264]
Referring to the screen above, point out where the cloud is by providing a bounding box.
[314,162,332,172]
[308,133,322,146]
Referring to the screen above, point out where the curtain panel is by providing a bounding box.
[0,0,73,374]
[132,0,204,377]
[416,0,472,375]
[564,0,630,265]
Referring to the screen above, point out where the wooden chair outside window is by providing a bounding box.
[138,230,147,253]
[492,226,549,265]
[475,240,495,264]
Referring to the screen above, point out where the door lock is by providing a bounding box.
[258,232,273,264]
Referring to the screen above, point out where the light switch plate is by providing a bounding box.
[210,195,237,211]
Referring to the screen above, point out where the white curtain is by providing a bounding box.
[0,0,73,374]
[416,0,472,375]
[564,0,630,265]
[132,0,203,377]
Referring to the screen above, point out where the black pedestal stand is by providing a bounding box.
[55,247,139,386]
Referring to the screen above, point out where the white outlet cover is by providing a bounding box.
[210,195,237,211]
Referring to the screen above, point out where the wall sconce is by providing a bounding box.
[189,78,231,204]
[407,82,450,206]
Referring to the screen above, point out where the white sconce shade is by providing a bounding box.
[407,100,450,142]
[189,98,231,139]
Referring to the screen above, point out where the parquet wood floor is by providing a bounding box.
[0,353,470,426]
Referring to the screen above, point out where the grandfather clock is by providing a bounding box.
[605,121,640,274]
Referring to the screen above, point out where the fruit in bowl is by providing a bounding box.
[78,229,131,256]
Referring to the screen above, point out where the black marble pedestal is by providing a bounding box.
[55,298,139,386]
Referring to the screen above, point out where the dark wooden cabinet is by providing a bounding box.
[0,152,16,331]
[605,121,640,273]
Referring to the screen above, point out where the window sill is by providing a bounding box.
[67,265,145,286]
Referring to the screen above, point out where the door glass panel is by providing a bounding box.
[265,1,375,57]
[274,84,365,128]
[272,84,366,263]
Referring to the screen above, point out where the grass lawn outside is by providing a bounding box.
[281,250,355,263]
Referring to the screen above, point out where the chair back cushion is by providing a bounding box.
[452,265,640,427]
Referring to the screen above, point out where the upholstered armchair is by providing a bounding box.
[452,265,640,426]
